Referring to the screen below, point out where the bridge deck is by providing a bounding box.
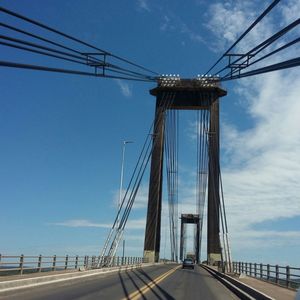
[0,264,239,300]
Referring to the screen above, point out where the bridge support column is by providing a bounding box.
[143,99,165,263]
[207,100,222,265]
[179,218,185,261]
[195,221,200,264]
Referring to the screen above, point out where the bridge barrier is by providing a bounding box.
[232,261,300,290]
[0,261,159,293]
[0,254,148,276]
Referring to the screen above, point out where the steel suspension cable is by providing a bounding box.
[221,37,300,80]
[99,92,171,265]
[165,108,179,261]
[0,60,154,82]
[196,107,210,260]
[144,92,177,262]
[99,91,176,266]
[0,34,155,81]
[219,18,300,79]
[0,22,104,61]
[0,6,158,81]
[221,57,300,81]
[0,6,158,74]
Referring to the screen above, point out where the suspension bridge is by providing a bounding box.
[1,1,300,299]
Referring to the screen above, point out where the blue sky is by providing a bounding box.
[1,0,300,266]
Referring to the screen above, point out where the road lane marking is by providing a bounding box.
[123,265,180,300]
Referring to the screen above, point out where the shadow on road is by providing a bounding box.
[133,268,175,300]
[117,267,175,300]
[118,271,130,299]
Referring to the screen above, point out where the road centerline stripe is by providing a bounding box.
[122,265,180,300]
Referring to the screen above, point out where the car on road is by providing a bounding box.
[182,258,194,269]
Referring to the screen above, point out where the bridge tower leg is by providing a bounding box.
[195,220,200,264]
[143,98,165,263]
[207,100,222,265]
[179,218,185,261]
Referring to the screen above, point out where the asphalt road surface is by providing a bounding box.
[0,264,239,300]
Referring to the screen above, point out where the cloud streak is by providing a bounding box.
[159,11,205,45]
[50,219,111,228]
[115,79,132,98]
[50,218,146,230]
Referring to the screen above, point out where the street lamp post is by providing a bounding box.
[118,140,133,258]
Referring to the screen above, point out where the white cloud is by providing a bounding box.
[137,3,205,45]
[160,15,174,32]
[136,0,150,12]
[280,0,300,25]
[206,2,253,47]
[126,218,146,229]
[123,234,144,241]
[115,79,132,98]
[205,0,274,53]
[159,12,205,44]
[112,185,149,210]
[204,0,300,261]
[132,185,149,209]
[180,22,205,44]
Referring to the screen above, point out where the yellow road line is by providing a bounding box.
[122,265,180,300]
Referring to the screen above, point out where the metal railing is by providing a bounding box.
[0,254,147,276]
[233,261,300,289]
